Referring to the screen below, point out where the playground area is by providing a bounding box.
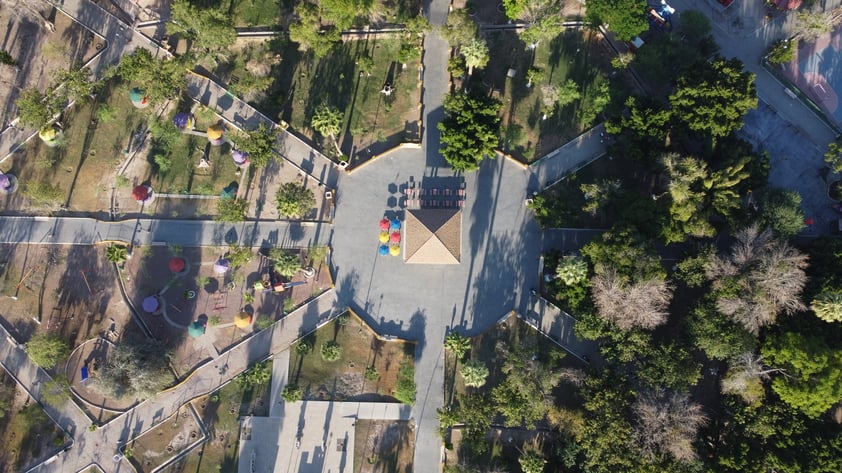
[122,245,332,376]
[780,27,842,129]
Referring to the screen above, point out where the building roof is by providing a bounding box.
[404,209,461,264]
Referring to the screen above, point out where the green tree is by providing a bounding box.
[15,88,54,129]
[492,340,563,428]
[759,188,805,238]
[236,123,278,168]
[767,39,798,64]
[444,332,471,360]
[269,248,301,277]
[275,182,315,219]
[762,331,842,418]
[556,255,588,286]
[167,0,236,50]
[116,49,187,104]
[637,342,701,391]
[289,2,340,58]
[679,10,711,44]
[520,15,565,49]
[215,198,248,223]
[824,139,842,173]
[90,339,173,399]
[25,333,70,369]
[320,341,342,361]
[585,0,648,41]
[441,9,478,47]
[688,300,757,360]
[518,451,546,473]
[311,104,344,156]
[53,64,97,105]
[105,244,128,265]
[282,384,303,402]
[438,89,501,172]
[811,291,842,323]
[459,359,489,388]
[669,58,757,141]
[226,244,252,269]
[556,79,581,107]
[460,38,489,76]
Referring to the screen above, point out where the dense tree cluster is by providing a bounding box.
[438,89,502,172]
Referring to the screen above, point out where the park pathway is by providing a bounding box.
[529,123,607,191]
[521,296,601,364]
[21,289,342,473]
[0,215,330,248]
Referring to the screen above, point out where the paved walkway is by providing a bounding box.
[529,123,607,191]
[21,289,341,473]
[0,216,331,248]
[521,296,601,364]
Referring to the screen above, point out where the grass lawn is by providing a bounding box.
[272,37,421,157]
[153,380,271,473]
[0,371,67,472]
[190,0,283,26]
[289,312,415,402]
[150,108,241,195]
[1,80,153,212]
[484,29,612,161]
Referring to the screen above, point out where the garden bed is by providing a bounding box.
[354,419,415,473]
[444,427,556,473]
[0,369,68,472]
[125,405,205,473]
[155,379,272,473]
[483,29,613,162]
[270,37,422,164]
[288,311,415,402]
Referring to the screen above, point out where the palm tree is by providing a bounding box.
[105,245,128,265]
[459,359,489,388]
[444,332,470,361]
[311,104,343,156]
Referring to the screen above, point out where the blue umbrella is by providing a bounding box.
[378,245,389,256]
[390,218,401,231]
[173,112,190,129]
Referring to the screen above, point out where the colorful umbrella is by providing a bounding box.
[379,231,389,243]
[389,245,400,256]
[213,258,230,275]
[132,185,154,203]
[220,183,238,199]
[0,175,8,189]
[379,218,390,230]
[0,174,18,194]
[390,231,401,243]
[207,124,224,141]
[142,295,160,313]
[173,112,190,129]
[378,245,389,256]
[188,320,206,338]
[234,311,253,328]
[232,149,249,165]
[169,257,186,274]
[390,218,401,230]
[129,88,149,108]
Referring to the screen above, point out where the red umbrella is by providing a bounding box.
[390,231,401,243]
[169,257,186,273]
[132,185,149,202]
[379,218,390,230]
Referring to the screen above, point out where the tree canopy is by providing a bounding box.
[25,333,70,369]
[585,0,649,41]
[438,89,501,172]
[115,49,187,104]
[236,123,279,168]
[167,0,236,50]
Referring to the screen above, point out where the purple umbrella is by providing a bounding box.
[142,295,160,313]
[173,112,190,129]
[0,175,8,189]
[213,258,230,275]
[232,149,249,165]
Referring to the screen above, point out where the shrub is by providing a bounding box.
[254,315,274,330]
[364,366,380,380]
[268,248,300,277]
[282,384,303,402]
[295,340,312,355]
[320,341,342,361]
[25,333,70,369]
[215,198,248,222]
[275,182,315,219]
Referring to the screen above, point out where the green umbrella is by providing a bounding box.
[188,321,206,338]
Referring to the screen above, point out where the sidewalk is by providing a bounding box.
[528,123,607,191]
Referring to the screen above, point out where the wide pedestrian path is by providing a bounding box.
[528,123,607,191]
[23,289,341,473]
[0,215,330,248]
[521,296,601,364]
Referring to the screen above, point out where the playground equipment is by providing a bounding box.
[253,270,306,293]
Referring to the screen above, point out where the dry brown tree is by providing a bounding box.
[633,392,707,463]
[720,352,782,405]
[706,225,808,335]
[591,268,673,330]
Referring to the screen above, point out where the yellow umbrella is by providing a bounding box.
[379,231,389,243]
[207,124,224,140]
[389,245,400,256]
[234,311,253,328]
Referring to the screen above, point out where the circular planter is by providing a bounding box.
[829,180,842,202]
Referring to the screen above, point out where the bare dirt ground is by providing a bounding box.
[354,419,415,473]
[0,6,101,130]
[122,245,332,376]
[0,244,127,346]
